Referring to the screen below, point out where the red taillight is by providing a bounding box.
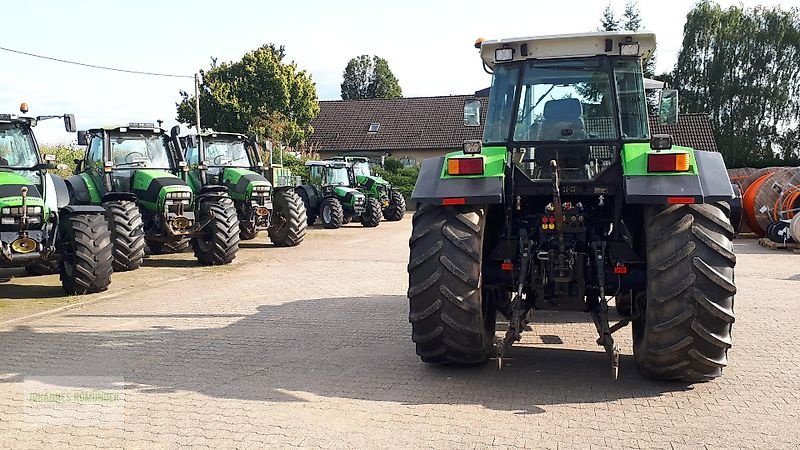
[613,263,628,275]
[447,157,484,176]
[647,152,690,172]
[501,261,514,271]
[442,197,466,205]
[667,196,696,204]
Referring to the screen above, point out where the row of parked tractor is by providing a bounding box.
[0,105,406,295]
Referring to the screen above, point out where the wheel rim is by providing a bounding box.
[323,205,332,223]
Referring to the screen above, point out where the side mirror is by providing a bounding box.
[63,114,77,133]
[77,131,88,146]
[73,159,83,174]
[658,90,679,125]
[464,99,481,127]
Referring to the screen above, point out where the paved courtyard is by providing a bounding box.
[1,217,799,449]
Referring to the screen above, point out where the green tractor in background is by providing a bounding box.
[179,131,306,246]
[1,105,112,294]
[329,156,406,221]
[296,160,380,229]
[69,123,239,268]
[408,32,736,382]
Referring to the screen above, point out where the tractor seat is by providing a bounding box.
[539,98,587,141]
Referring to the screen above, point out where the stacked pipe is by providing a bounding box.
[729,167,800,242]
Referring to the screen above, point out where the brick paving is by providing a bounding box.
[1,219,798,449]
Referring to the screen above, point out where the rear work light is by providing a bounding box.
[447,157,484,176]
[647,152,690,173]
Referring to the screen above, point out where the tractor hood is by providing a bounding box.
[333,186,365,206]
[356,174,389,187]
[131,169,193,210]
[221,167,271,201]
[0,171,45,210]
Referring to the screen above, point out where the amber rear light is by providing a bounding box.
[647,152,690,173]
[447,157,484,176]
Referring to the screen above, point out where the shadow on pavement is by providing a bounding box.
[141,257,199,268]
[0,283,66,299]
[0,295,691,412]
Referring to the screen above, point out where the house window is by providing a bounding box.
[368,123,380,133]
[400,157,417,168]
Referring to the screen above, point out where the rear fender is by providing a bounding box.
[624,151,734,204]
[101,192,138,203]
[196,185,230,203]
[59,205,107,216]
[64,173,101,205]
[296,185,320,209]
[411,156,504,206]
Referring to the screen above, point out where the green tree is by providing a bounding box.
[674,1,800,166]
[599,3,619,31]
[340,55,402,100]
[176,44,319,146]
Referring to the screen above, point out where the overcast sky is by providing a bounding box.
[2,0,797,144]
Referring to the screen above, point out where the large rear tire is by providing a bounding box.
[269,189,307,247]
[103,200,145,271]
[192,197,240,265]
[321,197,344,229]
[383,190,406,221]
[634,204,736,382]
[59,213,113,295]
[361,197,382,227]
[407,203,494,364]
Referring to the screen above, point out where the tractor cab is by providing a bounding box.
[76,123,189,200]
[478,32,666,182]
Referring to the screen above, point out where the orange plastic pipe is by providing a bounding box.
[742,173,771,236]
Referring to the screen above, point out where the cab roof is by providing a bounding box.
[88,122,165,133]
[191,131,248,140]
[305,160,348,168]
[479,31,656,68]
[0,114,35,127]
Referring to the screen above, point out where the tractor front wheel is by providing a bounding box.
[147,238,190,254]
[361,198,382,227]
[103,200,145,271]
[321,197,344,229]
[269,189,307,247]
[192,197,240,265]
[239,222,259,241]
[407,203,494,364]
[383,190,406,221]
[634,204,736,382]
[59,213,113,295]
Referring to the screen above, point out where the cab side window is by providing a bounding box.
[309,166,322,184]
[86,136,104,170]
[186,145,199,165]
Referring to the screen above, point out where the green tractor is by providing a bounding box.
[407,32,736,382]
[329,156,406,221]
[0,106,112,294]
[296,160,381,229]
[179,131,306,246]
[69,123,239,268]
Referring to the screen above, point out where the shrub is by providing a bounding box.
[40,144,82,178]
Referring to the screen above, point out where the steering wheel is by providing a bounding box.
[125,152,145,163]
[213,155,228,165]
